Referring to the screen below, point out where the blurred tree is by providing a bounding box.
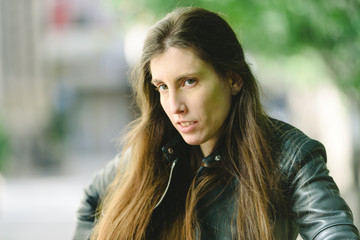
[107,0,360,98]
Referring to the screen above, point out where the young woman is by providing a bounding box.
[73,7,359,240]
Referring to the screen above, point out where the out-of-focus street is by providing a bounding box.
[0,176,83,240]
[0,154,111,240]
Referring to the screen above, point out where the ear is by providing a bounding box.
[227,71,243,95]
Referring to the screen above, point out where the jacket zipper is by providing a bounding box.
[153,159,207,209]
[154,159,178,209]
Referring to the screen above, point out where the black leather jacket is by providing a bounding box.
[73,120,360,239]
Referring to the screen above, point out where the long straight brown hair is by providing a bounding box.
[91,7,282,240]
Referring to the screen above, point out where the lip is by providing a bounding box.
[177,121,198,133]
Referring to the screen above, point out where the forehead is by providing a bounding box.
[150,47,206,80]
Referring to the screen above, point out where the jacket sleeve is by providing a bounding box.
[72,156,120,240]
[286,139,360,240]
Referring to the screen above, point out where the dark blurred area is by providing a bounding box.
[0,0,359,239]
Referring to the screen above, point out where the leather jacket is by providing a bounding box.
[73,120,360,239]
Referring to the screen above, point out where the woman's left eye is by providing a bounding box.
[183,79,196,87]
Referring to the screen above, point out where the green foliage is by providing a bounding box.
[0,121,9,171]
[107,0,360,95]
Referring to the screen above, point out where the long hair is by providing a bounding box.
[91,7,282,240]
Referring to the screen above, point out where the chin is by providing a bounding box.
[180,135,203,146]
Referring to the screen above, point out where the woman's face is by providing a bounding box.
[150,47,240,156]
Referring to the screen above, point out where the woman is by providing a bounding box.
[73,7,359,240]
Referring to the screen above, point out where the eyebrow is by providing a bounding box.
[151,71,201,85]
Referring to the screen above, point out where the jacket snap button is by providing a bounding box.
[214,155,221,161]
[167,148,174,154]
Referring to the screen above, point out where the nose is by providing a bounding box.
[168,90,186,114]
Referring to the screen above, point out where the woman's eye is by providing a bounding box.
[184,79,196,87]
[156,84,168,91]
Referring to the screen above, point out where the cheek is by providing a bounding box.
[160,96,170,116]
[207,90,232,122]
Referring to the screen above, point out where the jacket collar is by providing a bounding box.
[161,135,185,163]
[202,148,223,167]
[161,135,224,167]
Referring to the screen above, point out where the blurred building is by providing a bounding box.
[0,0,133,177]
[0,0,50,175]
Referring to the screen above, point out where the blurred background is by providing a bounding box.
[0,0,359,239]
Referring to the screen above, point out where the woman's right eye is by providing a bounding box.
[156,84,168,92]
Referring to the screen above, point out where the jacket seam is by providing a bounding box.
[312,223,358,240]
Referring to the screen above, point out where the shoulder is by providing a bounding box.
[270,119,327,177]
[86,149,132,199]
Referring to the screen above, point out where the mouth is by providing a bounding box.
[179,121,196,127]
[177,121,198,133]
